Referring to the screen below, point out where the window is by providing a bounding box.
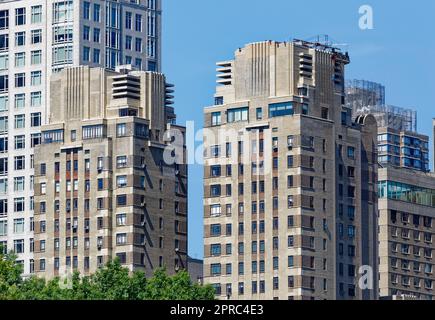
[14,197,25,212]
[52,45,73,65]
[15,52,25,67]
[125,11,132,29]
[269,101,293,117]
[135,38,142,52]
[14,239,24,253]
[14,136,25,149]
[29,50,42,66]
[135,14,142,31]
[14,177,25,192]
[0,35,8,51]
[0,10,8,29]
[117,123,127,137]
[31,29,42,44]
[13,218,24,233]
[347,146,355,159]
[227,107,248,123]
[210,224,221,237]
[15,8,26,26]
[15,73,25,87]
[14,114,25,129]
[83,2,90,20]
[31,91,41,107]
[0,55,7,70]
[117,194,127,206]
[116,156,127,168]
[256,107,263,120]
[0,220,7,236]
[83,125,104,139]
[93,3,100,22]
[53,26,73,43]
[83,25,90,41]
[210,264,221,276]
[15,31,26,47]
[31,6,42,24]
[0,158,7,175]
[93,28,100,43]
[287,155,294,168]
[116,233,127,245]
[31,113,41,127]
[116,175,127,188]
[211,112,221,126]
[83,47,90,62]
[14,94,24,109]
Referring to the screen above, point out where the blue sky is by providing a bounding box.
[162,0,435,259]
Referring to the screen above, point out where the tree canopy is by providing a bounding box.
[0,247,214,300]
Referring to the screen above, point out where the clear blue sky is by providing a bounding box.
[162,0,435,259]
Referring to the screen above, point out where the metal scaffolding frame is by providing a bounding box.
[345,79,417,132]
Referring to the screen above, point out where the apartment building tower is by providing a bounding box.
[32,65,187,278]
[0,0,161,275]
[378,167,435,300]
[347,80,434,299]
[203,40,379,300]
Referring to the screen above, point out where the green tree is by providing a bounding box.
[0,251,215,300]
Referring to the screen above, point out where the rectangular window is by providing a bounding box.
[31,6,42,24]
[15,52,25,67]
[93,4,100,22]
[83,2,90,20]
[0,55,8,70]
[135,14,142,31]
[269,101,293,117]
[211,112,221,126]
[15,94,25,109]
[227,107,248,123]
[83,25,90,41]
[0,35,8,51]
[31,29,42,44]
[31,50,42,65]
[15,8,26,26]
[15,73,25,87]
[30,92,41,107]
[87,48,98,63]
[0,10,9,30]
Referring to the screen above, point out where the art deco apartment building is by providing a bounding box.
[378,167,435,300]
[203,40,379,300]
[31,65,187,278]
[0,0,161,276]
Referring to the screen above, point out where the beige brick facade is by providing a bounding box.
[33,66,187,278]
[203,41,378,300]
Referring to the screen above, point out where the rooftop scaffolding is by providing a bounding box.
[346,79,417,132]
